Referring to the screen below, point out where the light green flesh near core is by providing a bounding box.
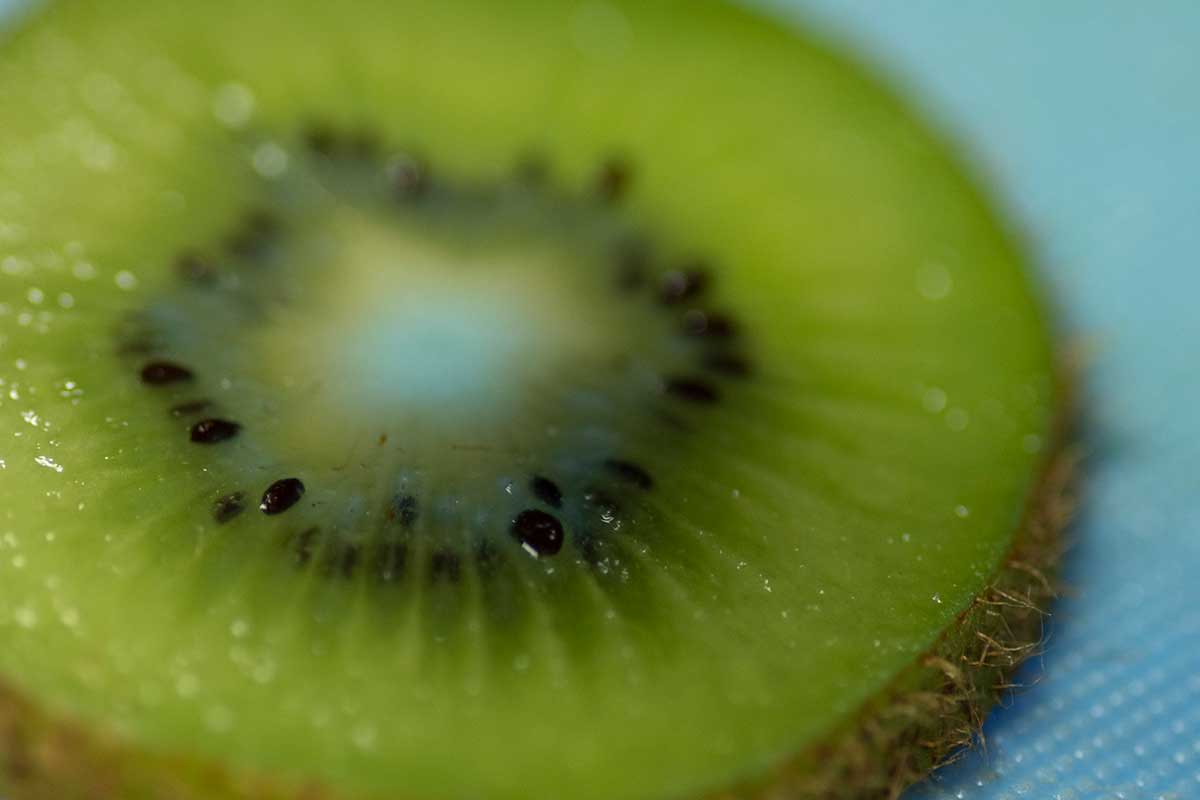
[0,2,1056,800]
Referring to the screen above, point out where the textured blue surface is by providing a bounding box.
[3,1,1198,798]
[748,2,1200,797]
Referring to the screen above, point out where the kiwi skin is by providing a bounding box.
[0,396,1076,800]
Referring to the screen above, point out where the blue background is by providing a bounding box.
[3,1,1198,797]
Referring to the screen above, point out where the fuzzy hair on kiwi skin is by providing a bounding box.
[0,374,1077,800]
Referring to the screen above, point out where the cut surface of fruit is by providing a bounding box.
[0,1,1060,799]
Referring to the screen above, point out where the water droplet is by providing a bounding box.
[2,256,30,275]
[34,455,63,473]
[945,407,970,431]
[916,262,953,300]
[252,142,289,179]
[175,673,199,698]
[14,607,38,628]
[212,83,255,128]
[205,706,234,733]
[352,723,378,751]
[115,270,138,290]
[252,660,276,685]
[922,386,947,413]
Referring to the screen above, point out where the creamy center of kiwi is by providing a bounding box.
[249,209,635,458]
[120,128,754,571]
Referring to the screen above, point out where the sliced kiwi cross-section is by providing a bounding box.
[0,1,1068,799]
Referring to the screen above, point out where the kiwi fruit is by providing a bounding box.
[0,1,1072,799]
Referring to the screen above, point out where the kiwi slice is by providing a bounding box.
[0,1,1070,799]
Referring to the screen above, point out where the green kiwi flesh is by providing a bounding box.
[0,1,1062,799]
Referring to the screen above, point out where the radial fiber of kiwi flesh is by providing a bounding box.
[0,1,1066,799]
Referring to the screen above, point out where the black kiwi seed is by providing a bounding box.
[389,153,430,200]
[261,478,306,515]
[603,459,654,491]
[703,353,752,378]
[387,494,419,528]
[682,310,738,339]
[140,361,194,386]
[658,266,710,305]
[189,418,242,444]
[212,491,246,525]
[665,376,721,404]
[170,399,211,417]
[595,157,633,203]
[429,549,462,582]
[529,475,564,509]
[511,509,565,558]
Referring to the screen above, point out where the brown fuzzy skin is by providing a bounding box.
[0,412,1077,800]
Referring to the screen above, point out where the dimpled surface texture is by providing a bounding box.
[747,1,1200,798]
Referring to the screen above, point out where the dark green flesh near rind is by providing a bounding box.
[0,2,1059,799]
